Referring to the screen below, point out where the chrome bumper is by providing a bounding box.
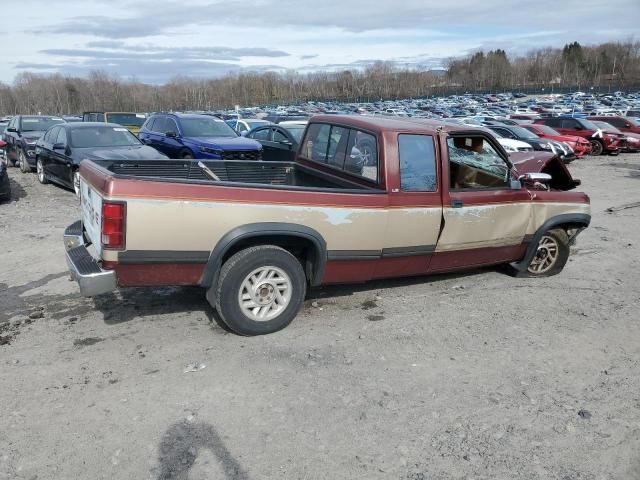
[63,220,116,297]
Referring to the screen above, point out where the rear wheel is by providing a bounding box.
[211,245,307,336]
[19,150,31,173]
[36,158,48,184]
[589,139,604,156]
[72,171,80,197]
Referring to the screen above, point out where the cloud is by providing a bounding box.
[41,46,290,61]
[33,0,640,38]
[299,54,318,60]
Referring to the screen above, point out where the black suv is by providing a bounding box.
[3,115,66,172]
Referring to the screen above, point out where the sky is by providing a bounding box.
[2,0,639,84]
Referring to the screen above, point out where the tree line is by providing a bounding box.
[0,41,638,115]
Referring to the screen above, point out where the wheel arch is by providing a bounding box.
[511,213,591,272]
[201,222,328,292]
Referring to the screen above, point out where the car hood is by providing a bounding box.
[80,145,169,161]
[185,136,261,150]
[510,151,579,190]
[544,134,586,144]
[497,138,531,149]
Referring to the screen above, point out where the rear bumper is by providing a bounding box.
[63,220,116,297]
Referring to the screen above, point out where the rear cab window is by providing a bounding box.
[398,134,437,192]
[301,123,378,183]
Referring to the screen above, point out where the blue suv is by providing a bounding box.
[139,113,262,160]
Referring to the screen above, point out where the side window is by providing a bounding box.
[96,113,105,122]
[56,128,67,147]
[608,118,624,127]
[166,118,179,135]
[493,127,512,138]
[273,129,288,143]
[447,136,509,190]
[399,134,437,192]
[144,117,155,131]
[45,127,59,143]
[302,124,378,182]
[251,128,272,141]
[545,118,561,128]
[561,119,578,129]
[153,117,168,134]
[344,129,377,181]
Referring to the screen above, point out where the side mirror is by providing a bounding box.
[52,142,65,150]
[279,140,293,147]
[519,172,552,185]
[165,131,177,138]
[240,131,248,137]
[7,127,17,133]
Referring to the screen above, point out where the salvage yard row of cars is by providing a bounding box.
[1,90,638,335]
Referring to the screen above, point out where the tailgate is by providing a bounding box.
[80,176,103,256]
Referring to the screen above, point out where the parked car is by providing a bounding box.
[0,121,8,161]
[533,117,620,155]
[226,118,272,135]
[139,113,262,160]
[35,122,168,195]
[0,140,10,201]
[64,116,590,336]
[589,120,640,152]
[486,124,576,163]
[245,124,302,161]
[521,124,592,157]
[3,115,66,172]
[587,115,640,135]
[83,112,147,136]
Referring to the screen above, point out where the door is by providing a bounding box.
[39,126,58,175]
[272,128,297,162]
[250,127,274,160]
[431,133,531,272]
[146,116,168,155]
[50,128,72,186]
[162,118,183,158]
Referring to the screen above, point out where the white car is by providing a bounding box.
[496,137,534,153]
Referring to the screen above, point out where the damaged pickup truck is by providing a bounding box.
[64,116,590,335]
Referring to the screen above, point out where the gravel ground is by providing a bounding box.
[1,154,639,480]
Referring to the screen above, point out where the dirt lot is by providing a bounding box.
[1,154,639,480]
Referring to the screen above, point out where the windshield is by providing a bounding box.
[593,121,621,133]
[510,126,539,139]
[70,126,142,148]
[21,117,65,132]
[282,126,305,142]
[106,113,146,127]
[536,125,561,136]
[578,119,600,130]
[181,117,237,137]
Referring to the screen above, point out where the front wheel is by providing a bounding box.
[525,229,570,277]
[589,139,604,156]
[72,171,80,197]
[19,150,31,173]
[211,245,307,336]
[36,158,49,184]
[181,150,194,160]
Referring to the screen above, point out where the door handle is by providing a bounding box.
[451,199,464,208]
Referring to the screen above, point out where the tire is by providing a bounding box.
[522,228,570,277]
[36,158,48,184]
[211,245,307,336]
[589,139,604,156]
[181,150,194,160]
[18,149,31,173]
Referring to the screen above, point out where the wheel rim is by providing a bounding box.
[528,234,559,274]
[590,141,602,155]
[19,152,25,170]
[37,159,44,182]
[73,172,80,196]
[238,266,292,321]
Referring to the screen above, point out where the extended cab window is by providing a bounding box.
[302,124,378,182]
[399,134,437,192]
[252,128,272,141]
[447,136,509,190]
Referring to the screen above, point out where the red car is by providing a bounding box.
[587,115,640,135]
[534,117,620,156]
[522,124,592,158]
[589,120,640,153]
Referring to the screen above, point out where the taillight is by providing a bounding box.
[101,202,126,250]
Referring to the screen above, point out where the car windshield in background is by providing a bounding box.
[283,126,305,142]
[107,113,146,127]
[510,126,539,139]
[246,120,270,129]
[579,119,600,130]
[70,127,142,148]
[22,117,64,132]
[537,125,561,136]
[593,121,621,133]
[626,117,640,127]
[181,117,237,137]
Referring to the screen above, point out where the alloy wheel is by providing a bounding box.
[237,266,292,321]
[528,234,560,274]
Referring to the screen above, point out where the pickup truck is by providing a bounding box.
[63,116,591,336]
